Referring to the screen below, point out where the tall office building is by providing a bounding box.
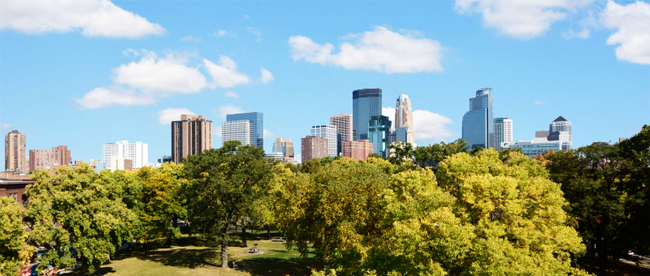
[226,112,263,149]
[5,130,27,174]
[395,94,414,144]
[353,88,382,141]
[368,115,392,158]
[330,114,353,142]
[342,140,373,161]
[222,120,253,146]
[171,114,213,164]
[548,116,572,151]
[301,136,329,162]
[102,141,148,170]
[311,125,338,157]
[494,118,513,150]
[462,88,494,149]
[29,145,72,172]
[273,138,294,158]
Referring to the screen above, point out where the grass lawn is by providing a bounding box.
[70,232,321,276]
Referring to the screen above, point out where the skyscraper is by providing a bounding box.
[273,138,294,158]
[301,136,328,162]
[394,94,414,144]
[368,115,392,158]
[222,120,253,146]
[5,130,27,174]
[330,114,353,142]
[102,141,148,170]
[352,88,382,141]
[226,112,263,149]
[494,118,513,150]
[462,88,494,149]
[311,125,338,157]
[548,116,572,151]
[171,114,213,164]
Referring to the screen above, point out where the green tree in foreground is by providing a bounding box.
[413,139,469,169]
[0,197,32,276]
[183,141,277,268]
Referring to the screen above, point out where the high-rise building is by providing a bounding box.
[311,125,338,157]
[103,141,148,170]
[368,115,392,158]
[29,145,72,172]
[301,136,329,163]
[273,138,294,158]
[226,112,263,149]
[494,118,513,150]
[171,114,213,164]
[330,114,353,142]
[5,130,27,174]
[395,94,414,144]
[462,88,494,149]
[342,140,373,161]
[353,88,382,141]
[548,116,572,151]
[222,120,253,146]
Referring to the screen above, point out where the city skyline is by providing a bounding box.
[1,0,648,164]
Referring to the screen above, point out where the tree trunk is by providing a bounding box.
[241,223,247,247]
[267,224,271,240]
[221,222,229,268]
[597,219,608,276]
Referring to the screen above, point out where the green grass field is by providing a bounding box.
[70,232,321,276]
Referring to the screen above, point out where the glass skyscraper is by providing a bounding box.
[462,88,494,149]
[353,88,382,141]
[226,112,263,149]
[368,115,391,158]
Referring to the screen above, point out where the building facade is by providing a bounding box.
[272,138,294,158]
[353,88,382,141]
[301,136,329,163]
[548,116,572,151]
[5,130,27,174]
[103,141,148,170]
[222,120,253,146]
[311,125,338,157]
[368,115,392,158]
[171,114,213,164]
[394,94,414,144]
[29,145,72,172]
[226,112,263,149]
[342,140,373,161]
[330,114,353,142]
[494,118,513,150]
[501,139,562,158]
[462,88,494,149]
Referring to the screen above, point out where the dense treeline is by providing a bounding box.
[1,127,648,276]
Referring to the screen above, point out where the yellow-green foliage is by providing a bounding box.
[0,197,33,276]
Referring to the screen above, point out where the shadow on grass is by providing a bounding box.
[136,247,219,269]
[578,257,650,276]
[68,266,116,276]
[237,257,321,276]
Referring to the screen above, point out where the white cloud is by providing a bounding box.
[601,0,650,65]
[73,87,156,109]
[264,129,274,138]
[0,0,165,38]
[204,56,252,88]
[157,108,195,125]
[122,48,139,57]
[562,28,590,39]
[215,30,227,37]
[260,67,275,83]
[0,123,13,131]
[533,100,546,105]
[224,91,240,99]
[181,35,202,43]
[216,104,244,120]
[214,125,223,137]
[382,107,396,125]
[248,27,261,42]
[454,0,594,39]
[413,110,454,143]
[289,26,444,74]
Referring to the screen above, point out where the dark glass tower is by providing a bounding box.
[368,115,392,158]
[226,112,264,150]
[353,88,382,141]
[462,88,494,149]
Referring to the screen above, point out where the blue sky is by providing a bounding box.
[1,0,648,165]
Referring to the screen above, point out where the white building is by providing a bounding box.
[311,125,338,157]
[394,94,414,144]
[548,116,572,151]
[222,120,253,146]
[494,118,513,150]
[102,140,148,170]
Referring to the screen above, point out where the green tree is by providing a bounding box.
[183,141,277,268]
[413,139,469,169]
[25,165,140,274]
[0,197,32,276]
[387,142,415,166]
